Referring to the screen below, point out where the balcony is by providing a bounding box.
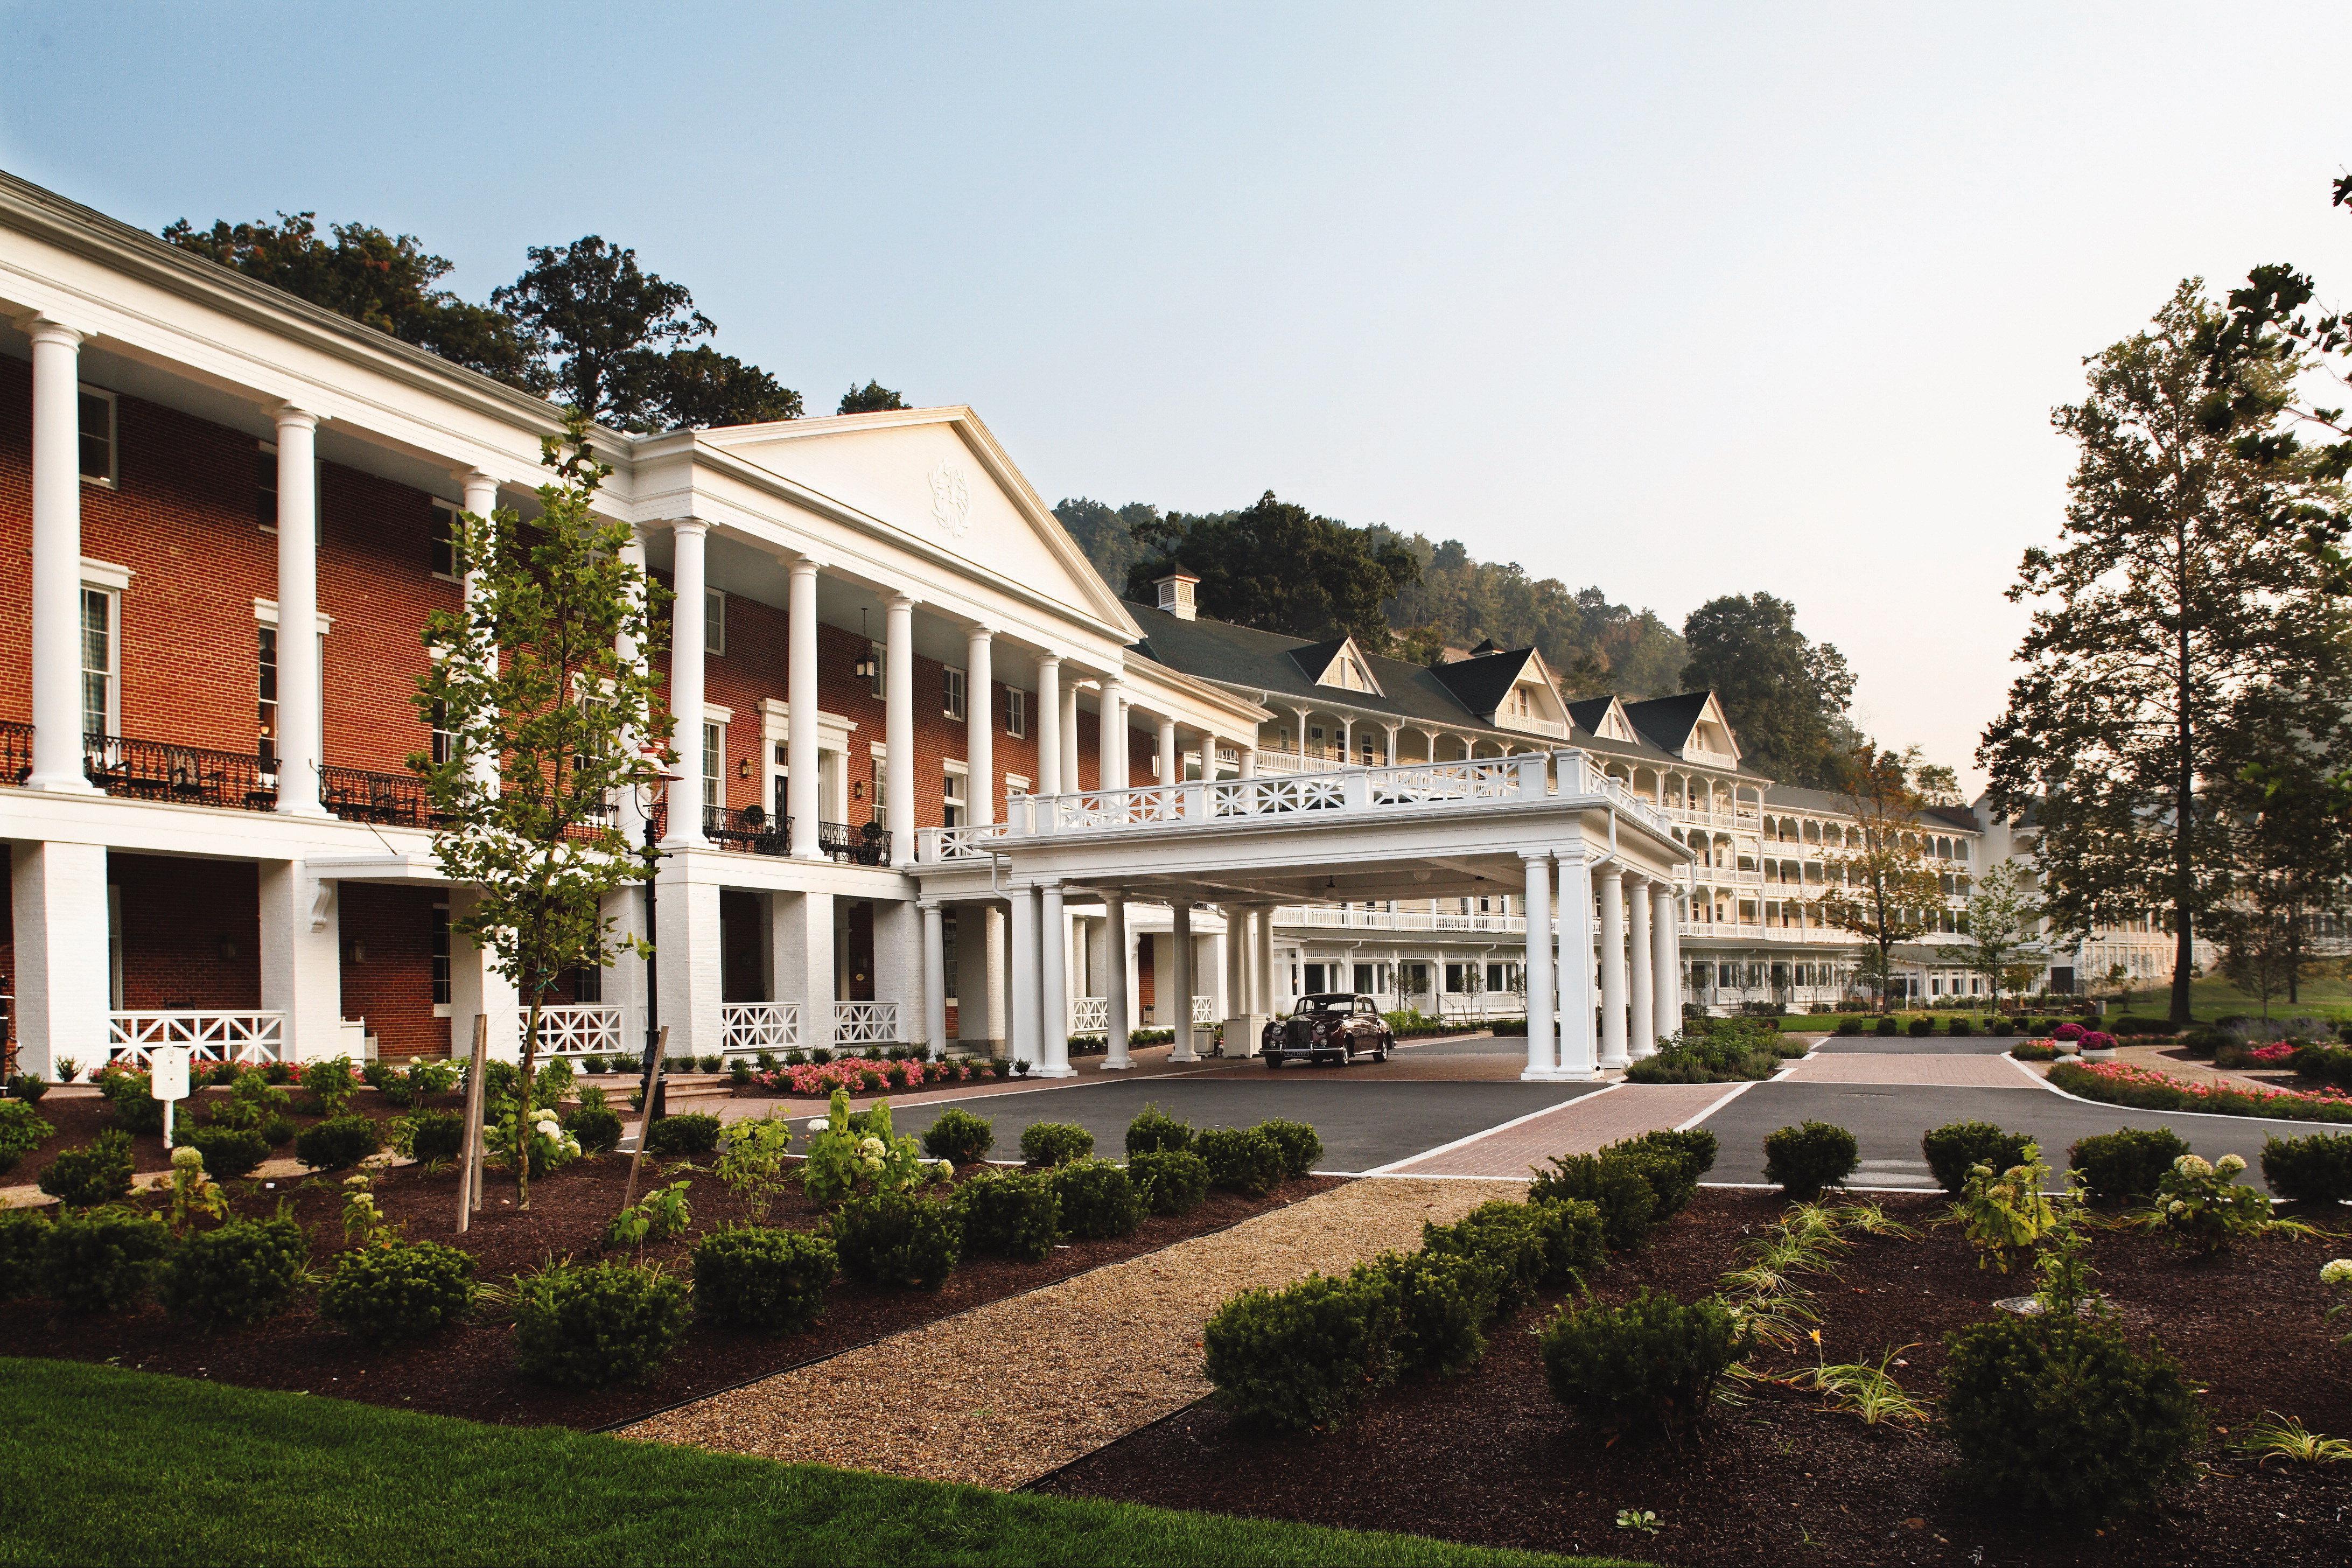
[85,733,278,813]
[702,804,893,865]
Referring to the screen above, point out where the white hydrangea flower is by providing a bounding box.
[2167,1199,2187,1214]
[171,1145,204,1172]
[2322,1258,2352,1287]
[2176,1154,2213,1178]
[2216,1153,2246,1176]
[809,1118,830,1133]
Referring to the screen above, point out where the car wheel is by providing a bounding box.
[1265,1055,1282,1069]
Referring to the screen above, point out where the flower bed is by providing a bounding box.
[2049,1059,2352,1123]
[755,1056,998,1098]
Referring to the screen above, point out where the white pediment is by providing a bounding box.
[706,409,1133,632]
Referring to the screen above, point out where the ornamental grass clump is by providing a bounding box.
[1202,1265,1402,1431]
[1126,1148,1210,1216]
[39,1208,171,1313]
[2067,1127,2189,1204]
[2261,1131,2352,1206]
[37,1130,135,1209]
[1922,1120,2034,1196]
[160,1213,308,1329]
[1763,1121,1859,1202]
[692,1225,837,1334]
[831,1191,962,1289]
[953,1169,1060,1261]
[1195,1126,1284,1198]
[1019,1122,1095,1168]
[319,1241,478,1341]
[1124,1103,1194,1157]
[1541,1289,1752,1438]
[922,1106,995,1165]
[1051,1158,1143,1240]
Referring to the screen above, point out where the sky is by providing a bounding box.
[5,2,2349,790]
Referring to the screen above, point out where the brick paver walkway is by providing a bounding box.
[1778,1052,2039,1089]
[1375,1082,1744,1179]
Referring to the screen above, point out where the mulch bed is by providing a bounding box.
[1037,1188,2352,1568]
[3,1086,420,1186]
[0,1122,1340,1432]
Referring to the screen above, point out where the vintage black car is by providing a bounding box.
[1262,993,1395,1067]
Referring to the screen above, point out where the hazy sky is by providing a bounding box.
[6,3,2349,788]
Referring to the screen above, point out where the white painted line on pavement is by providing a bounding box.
[1676,1080,1758,1131]
[1356,1083,1618,1177]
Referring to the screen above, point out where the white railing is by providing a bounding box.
[833,1000,900,1046]
[1252,751,1343,776]
[1053,784,1188,831]
[1192,994,1215,1025]
[1439,993,1528,1026]
[1275,904,1526,934]
[721,1001,800,1054]
[1366,757,1526,804]
[1210,772,1349,817]
[521,1004,625,1056]
[915,821,1010,862]
[107,1010,287,1067]
[1072,996,1108,1031]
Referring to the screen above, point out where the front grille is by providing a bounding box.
[1284,1017,1317,1050]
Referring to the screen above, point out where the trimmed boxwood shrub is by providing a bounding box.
[644,1112,723,1158]
[0,1209,53,1299]
[1540,1288,1751,1437]
[1019,1121,1095,1168]
[832,1192,962,1289]
[1127,1149,1210,1216]
[40,1208,171,1312]
[1906,1017,1936,1038]
[692,1225,837,1334]
[0,1099,53,1175]
[513,1259,689,1387]
[1422,1198,1598,1309]
[1202,1265,1402,1430]
[38,1130,135,1209]
[319,1241,478,1340]
[1124,1103,1194,1157]
[295,1115,382,1173]
[1255,1119,1322,1178]
[186,1125,270,1180]
[561,1105,621,1158]
[160,1214,308,1328]
[1051,1158,1143,1240]
[922,1107,995,1165]
[953,1169,1059,1261]
[1922,1121,2033,1196]
[1835,1018,1864,1037]
[1528,1152,1656,1250]
[1196,1126,1285,1197]
[1942,1315,2199,1518]
[2069,1127,2189,1205]
[1947,1017,1975,1037]
[1873,1015,1900,1037]
[2260,1131,2352,1205]
[1376,1248,1503,1377]
[1763,1121,1859,1201]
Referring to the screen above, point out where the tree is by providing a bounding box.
[1124,492,1420,651]
[1812,745,1949,1010]
[1981,280,2346,1025]
[2208,682,2352,1008]
[838,380,907,414]
[1962,860,2042,1015]
[654,346,804,427]
[162,212,534,382]
[412,413,670,1210]
[492,237,711,429]
[1679,593,1857,789]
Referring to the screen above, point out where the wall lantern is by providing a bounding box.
[737,758,753,779]
[853,608,878,680]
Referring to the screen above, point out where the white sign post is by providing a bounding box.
[150,1045,191,1150]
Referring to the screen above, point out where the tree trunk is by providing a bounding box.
[517,996,541,1212]
[2169,556,2196,1028]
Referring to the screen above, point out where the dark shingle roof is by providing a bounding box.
[1622,692,1712,754]
[1428,648,1536,719]
[1565,696,1617,732]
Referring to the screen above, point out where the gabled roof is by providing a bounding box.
[1287,635,1387,696]
[1566,694,1639,744]
[1621,692,1713,753]
[1428,646,1538,718]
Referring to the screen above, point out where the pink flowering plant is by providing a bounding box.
[2247,1042,2298,1065]
[2051,1059,2352,1124]
[2051,1023,2087,1042]
[2078,1031,2117,1053]
[758,1056,977,1098]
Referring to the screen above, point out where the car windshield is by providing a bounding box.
[1293,994,1356,1017]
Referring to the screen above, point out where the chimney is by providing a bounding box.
[1154,570,1200,621]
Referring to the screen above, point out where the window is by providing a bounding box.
[430,906,452,1010]
[1353,962,1375,995]
[943,666,967,721]
[705,586,726,656]
[258,626,278,761]
[568,964,604,1004]
[78,386,116,486]
[867,641,886,698]
[870,758,887,823]
[1486,962,1507,993]
[702,722,723,809]
[942,914,958,1001]
[80,586,116,738]
[257,443,278,530]
[942,766,966,829]
[430,699,456,767]
[429,500,460,579]
[1005,688,1026,738]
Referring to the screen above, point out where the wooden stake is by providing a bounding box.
[621,1025,668,1212]
[456,1013,489,1234]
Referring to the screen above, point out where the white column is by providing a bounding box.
[1629,874,1656,1059]
[1653,882,1680,1042]
[886,594,916,865]
[960,626,993,828]
[787,558,822,858]
[448,887,522,1064]
[1238,744,1257,779]
[1008,883,1040,1067]
[10,840,109,1076]
[1254,904,1277,1016]
[1059,680,1081,792]
[1157,715,1178,786]
[921,901,948,1058]
[666,520,708,846]
[462,471,506,810]
[272,407,325,815]
[1098,676,1126,792]
[773,889,834,1052]
[1169,901,1198,1061]
[259,860,342,1060]
[1597,864,1629,1070]
[1036,655,1063,795]
[1102,891,1133,1069]
[1557,852,1598,1079]
[1520,851,1556,1081]
[1038,883,1073,1076]
[26,321,94,792]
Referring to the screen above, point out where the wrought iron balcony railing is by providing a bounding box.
[320,765,443,828]
[84,733,277,813]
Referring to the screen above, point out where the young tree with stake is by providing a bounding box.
[1812,745,1949,1012]
[412,412,670,1211]
[1961,860,2042,1016]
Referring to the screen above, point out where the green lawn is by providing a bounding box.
[0,1359,1626,1568]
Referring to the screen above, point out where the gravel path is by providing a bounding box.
[623,1175,1522,1488]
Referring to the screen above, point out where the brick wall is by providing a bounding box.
[338,882,449,1059]
[111,853,260,1009]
